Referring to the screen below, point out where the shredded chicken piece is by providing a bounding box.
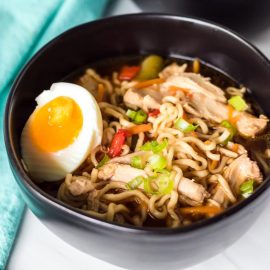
[188,93,228,122]
[162,73,226,102]
[236,114,268,138]
[98,163,147,183]
[211,185,229,208]
[189,93,268,137]
[124,88,163,112]
[159,63,187,78]
[108,151,149,165]
[224,154,262,196]
[66,174,95,196]
[178,178,209,206]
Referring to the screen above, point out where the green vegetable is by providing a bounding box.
[157,174,174,194]
[157,169,170,176]
[240,179,254,198]
[148,154,167,170]
[143,177,155,193]
[221,120,237,144]
[134,110,147,124]
[126,109,137,120]
[175,118,197,133]
[137,55,164,80]
[126,109,147,124]
[96,154,110,168]
[131,155,144,169]
[127,176,144,190]
[143,172,173,195]
[228,96,248,111]
[140,141,152,151]
[140,139,168,153]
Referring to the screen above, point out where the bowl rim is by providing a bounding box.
[4,12,270,235]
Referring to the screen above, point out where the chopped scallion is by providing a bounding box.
[140,139,168,153]
[143,177,155,193]
[126,109,147,124]
[96,154,110,168]
[148,154,167,170]
[175,118,197,133]
[158,174,174,194]
[126,109,137,120]
[240,179,254,198]
[134,110,147,124]
[228,96,248,111]
[221,120,237,144]
[131,155,144,169]
[127,176,144,190]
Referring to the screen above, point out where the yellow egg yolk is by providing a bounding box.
[30,96,83,152]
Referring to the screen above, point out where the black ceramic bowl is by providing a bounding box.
[4,14,270,270]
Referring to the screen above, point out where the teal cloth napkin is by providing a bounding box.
[0,0,108,269]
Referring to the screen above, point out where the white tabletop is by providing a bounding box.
[7,1,270,269]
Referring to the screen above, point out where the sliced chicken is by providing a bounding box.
[178,178,209,206]
[108,151,149,165]
[98,163,147,183]
[211,185,230,208]
[236,114,268,138]
[65,174,95,196]
[162,73,226,103]
[188,93,228,123]
[124,88,162,112]
[223,154,262,196]
[159,63,187,79]
[189,93,268,137]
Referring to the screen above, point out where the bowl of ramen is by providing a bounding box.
[5,14,270,270]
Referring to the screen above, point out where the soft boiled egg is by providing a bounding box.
[21,82,103,182]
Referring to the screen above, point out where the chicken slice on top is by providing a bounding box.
[223,154,262,196]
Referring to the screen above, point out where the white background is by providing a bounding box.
[7,0,270,269]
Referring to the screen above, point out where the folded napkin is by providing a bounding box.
[0,0,108,268]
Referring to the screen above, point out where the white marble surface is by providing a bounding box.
[7,0,270,269]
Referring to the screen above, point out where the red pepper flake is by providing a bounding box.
[108,129,130,158]
[148,109,160,117]
[118,66,140,81]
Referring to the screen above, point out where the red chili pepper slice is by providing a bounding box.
[108,129,130,158]
[118,66,140,81]
[148,109,160,117]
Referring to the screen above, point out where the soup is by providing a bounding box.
[21,55,269,228]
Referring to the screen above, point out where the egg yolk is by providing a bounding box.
[30,96,83,152]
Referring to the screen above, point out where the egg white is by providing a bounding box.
[21,82,103,182]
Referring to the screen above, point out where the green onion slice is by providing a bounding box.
[131,155,144,169]
[228,96,248,111]
[240,179,254,198]
[96,154,110,168]
[175,118,197,133]
[126,109,137,120]
[134,110,147,124]
[127,176,144,190]
[158,174,174,195]
[140,139,168,153]
[148,154,167,170]
[143,172,173,195]
[126,109,147,124]
[143,177,155,193]
[221,120,237,144]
